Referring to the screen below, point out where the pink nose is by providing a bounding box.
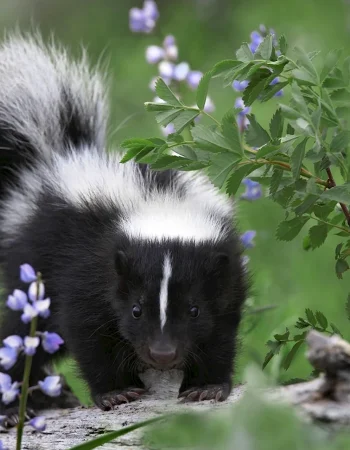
[149,346,177,366]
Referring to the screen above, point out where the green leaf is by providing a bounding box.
[309,224,328,249]
[120,138,158,163]
[262,350,275,370]
[330,323,343,336]
[280,104,301,121]
[245,114,270,147]
[144,102,175,112]
[343,56,350,85]
[320,49,342,82]
[279,35,288,54]
[69,417,161,450]
[346,294,350,321]
[295,317,311,329]
[208,152,241,189]
[335,243,344,259]
[291,138,307,180]
[192,125,238,154]
[225,163,260,195]
[330,131,350,152]
[155,109,182,126]
[276,216,309,241]
[171,145,197,160]
[259,81,289,102]
[330,88,350,107]
[311,101,322,130]
[282,341,304,370]
[243,77,269,106]
[236,43,254,62]
[294,194,319,216]
[269,167,283,196]
[269,109,284,140]
[293,331,308,341]
[336,258,350,279]
[291,82,310,119]
[211,60,243,77]
[294,47,319,83]
[292,68,318,86]
[315,311,328,329]
[274,328,290,341]
[151,155,193,170]
[155,78,182,106]
[255,34,273,60]
[305,308,317,327]
[322,184,350,204]
[172,110,199,133]
[255,143,279,159]
[221,111,242,155]
[196,71,212,110]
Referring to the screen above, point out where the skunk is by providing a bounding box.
[0,33,247,422]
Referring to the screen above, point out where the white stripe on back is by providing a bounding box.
[159,253,172,331]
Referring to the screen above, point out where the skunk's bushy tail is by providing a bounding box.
[0,32,108,197]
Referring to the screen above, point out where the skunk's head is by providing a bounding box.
[113,238,246,370]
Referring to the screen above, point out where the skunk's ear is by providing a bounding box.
[212,252,230,270]
[115,250,129,276]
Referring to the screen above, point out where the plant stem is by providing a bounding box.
[16,273,41,450]
[16,317,38,450]
[326,167,350,227]
[309,214,350,235]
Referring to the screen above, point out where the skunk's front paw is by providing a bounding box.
[178,383,230,403]
[0,406,36,429]
[93,387,147,411]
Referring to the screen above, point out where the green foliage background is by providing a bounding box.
[0,0,350,404]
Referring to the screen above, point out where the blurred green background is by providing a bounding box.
[0,0,349,404]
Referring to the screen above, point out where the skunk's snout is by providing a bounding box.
[149,344,177,366]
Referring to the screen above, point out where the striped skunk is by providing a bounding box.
[0,33,247,421]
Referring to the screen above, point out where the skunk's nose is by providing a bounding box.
[149,345,177,366]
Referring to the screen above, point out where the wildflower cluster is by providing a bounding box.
[0,264,64,437]
[128,1,261,253]
[232,25,283,131]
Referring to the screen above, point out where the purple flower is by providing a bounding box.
[29,416,46,432]
[249,30,263,53]
[234,97,251,116]
[3,335,23,350]
[259,24,267,34]
[34,299,51,319]
[163,35,178,61]
[203,97,215,113]
[129,1,159,34]
[241,230,257,249]
[42,332,64,354]
[24,337,40,356]
[158,60,175,80]
[0,373,11,392]
[28,281,45,302]
[143,0,159,21]
[173,62,190,81]
[0,373,19,405]
[232,80,249,92]
[149,77,158,91]
[237,114,250,130]
[146,45,164,64]
[161,123,176,136]
[20,264,37,283]
[187,70,203,89]
[0,440,9,450]
[6,289,27,311]
[0,347,18,370]
[241,179,262,201]
[21,303,38,324]
[39,376,62,397]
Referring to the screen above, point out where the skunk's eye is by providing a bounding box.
[190,306,200,318]
[132,305,142,319]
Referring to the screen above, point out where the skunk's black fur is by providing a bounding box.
[0,34,247,420]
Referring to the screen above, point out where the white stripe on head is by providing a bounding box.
[159,253,172,331]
